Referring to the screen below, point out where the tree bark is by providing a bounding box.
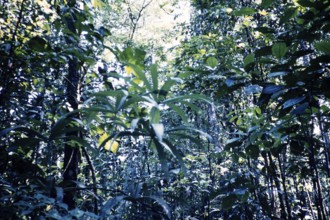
[62,2,81,209]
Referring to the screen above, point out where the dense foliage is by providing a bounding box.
[1,0,329,219]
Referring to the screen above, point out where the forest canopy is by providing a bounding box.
[0,0,330,219]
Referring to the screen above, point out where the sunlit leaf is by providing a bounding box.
[206,57,218,68]
[124,65,134,75]
[152,123,164,141]
[92,0,106,8]
[150,107,160,123]
[282,97,305,109]
[234,7,257,16]
[100,133,119,153]
[110,140,119,154]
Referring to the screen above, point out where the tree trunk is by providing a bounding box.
[62,2,81,209]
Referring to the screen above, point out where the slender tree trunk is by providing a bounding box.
[278,153,292,219]
[268,152,287,219]
[62,2,81,209]
[63,56,80,209]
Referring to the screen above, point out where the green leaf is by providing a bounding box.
[161,78,182,93]
[167,126,212,141]
[148,196,172,219]
[244,53,255,67]
[261,0,274,8]
[150,64,159,91]
[246,144,260,159]
[128,64,152,90]
[272,43,288,59]
[153,139,169,176]
[283,97,305,109]
[118,47,146,67]
[262,85,284,94]
[150,107,160,123]
[280,7,298,25]
[100,196,126,217]
[49,118,84,140]
[315,41,330,55]
[0,126,46,140]
[234,7,257,16]
[167,104,188,123]
[110,140,119,154]
[163,94,212,105]
[297,0,316,7]
[14,137,41,149]
[115,94,128,112]
[92,0,105,8]
[291,102,309,115]
[206,57,218,68]
[162,139,186,173]
[222,194,237,210]
[28,36,47,52]
[267,71,287,78]
[92,90,126,97]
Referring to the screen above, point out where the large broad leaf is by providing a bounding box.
[261,0,274,8]
[167,104,188,123]
[28,36,47,52]
[150,107,160,123]
[244,53,255,67]
[222,194,237,210]
[49,117,84,140]
[291,102,309,115]
[282,97,305,109]
[91,90,126,97]
[160,78,183,93]
[315,41,330,55]
[101,195,171,219]
[267,71,287,78]
[272,43,288,59]
[0,126,46,140]
[150,64,159,91]
[162,139,186,173]
[13,137,41,150]
[100,195,126,218]
[262,84,284,94]
[147,196,171,219]
[153,139,169,176]
[127,64,152,90]
[115,93,128,112]
[167,126,212,141]
[234,7,257,16]
[100,133,119,154]
[279,7,298,25]
[118,47,146,67]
